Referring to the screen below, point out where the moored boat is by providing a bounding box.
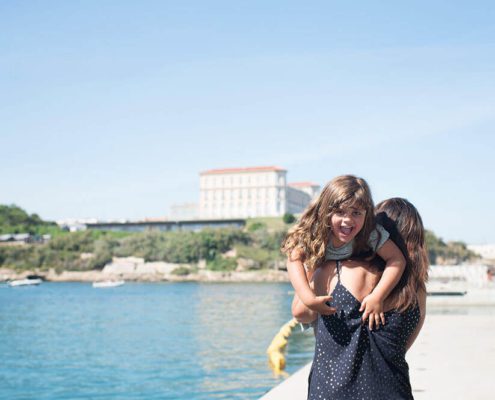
[8,278,43,287]
[92,280,125,288]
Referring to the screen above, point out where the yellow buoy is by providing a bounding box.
[266,318,299,376]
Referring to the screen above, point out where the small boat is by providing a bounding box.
[426,280,468,296]
[92,280,125,288]
[8,278,43,287]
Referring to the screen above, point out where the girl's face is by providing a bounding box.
[330,205,366,247]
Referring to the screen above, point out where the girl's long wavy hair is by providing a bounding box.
[375,198,429,312]
[282,175,376,271]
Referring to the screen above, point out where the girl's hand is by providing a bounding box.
[359,293,386,330]
[306,295,337,315]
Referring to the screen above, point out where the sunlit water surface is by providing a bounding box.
[0,282,315,400]
[2,282,494,399]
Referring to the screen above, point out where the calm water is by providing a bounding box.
[0,282,315,400]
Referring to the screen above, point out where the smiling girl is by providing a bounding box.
[282,175,406,329]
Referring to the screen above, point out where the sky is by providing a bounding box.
[1,1,494,244]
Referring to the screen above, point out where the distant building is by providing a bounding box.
[0,233,50,246]
[56,218,98,232]
[287,182,320,215]
[468,244,495,260]
[170,203,199,220]
[87,218,245,233]
[0,233,32,245]
[199,166,320,219]
[288,182,321,199]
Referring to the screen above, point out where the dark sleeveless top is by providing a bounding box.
[308,261,420,400]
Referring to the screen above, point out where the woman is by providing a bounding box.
[292,198,429,400]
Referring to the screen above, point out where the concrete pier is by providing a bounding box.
[261,314,495,399]
[408,314,495,400]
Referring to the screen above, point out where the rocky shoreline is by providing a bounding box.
[0,268,289,283]
[0,256,290,283]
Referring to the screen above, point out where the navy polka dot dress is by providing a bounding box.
[308,261,420,400]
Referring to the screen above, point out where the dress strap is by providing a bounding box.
[336,260,342,282]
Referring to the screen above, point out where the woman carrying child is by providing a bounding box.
[290,197,428,399]
[283,175,407,330]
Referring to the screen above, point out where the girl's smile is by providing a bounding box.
[340,226,353,236]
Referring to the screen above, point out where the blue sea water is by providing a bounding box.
[0,282,315,400]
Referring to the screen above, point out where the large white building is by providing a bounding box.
[199,166,319,219]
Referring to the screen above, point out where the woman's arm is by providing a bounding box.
[406,288,427,351]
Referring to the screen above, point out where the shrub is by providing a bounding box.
[48,230,96,253]
[248,222,267,232]
[282,213,296,224]
[206,256,237,271]
[171,266,191,276]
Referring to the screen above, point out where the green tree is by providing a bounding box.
[425,230,478,264]
[283,213,296,224]
[0,204,59,234]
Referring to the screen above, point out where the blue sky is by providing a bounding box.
[1,1,494,244]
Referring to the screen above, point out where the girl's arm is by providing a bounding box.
[292,262,335,323]
[287,251,316,306]
[287,250,335,315]
[406,288,427,351]
[291,293,317,324]
[360,239,406,329]
[372,239,406,300]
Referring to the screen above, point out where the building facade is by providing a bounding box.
[170,203,199,220]
[286,182,321,214]
[87,219,245,233]
[199,166,319,219]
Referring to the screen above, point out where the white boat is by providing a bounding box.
[427,281,467,296]
[92,280,125,288]
[8,278,43,287]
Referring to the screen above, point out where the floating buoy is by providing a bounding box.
[266,318,299,375]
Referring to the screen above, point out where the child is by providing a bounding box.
[282,175,406,329]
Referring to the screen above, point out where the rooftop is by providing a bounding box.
[288,181,320,188]
[200,166,286,175]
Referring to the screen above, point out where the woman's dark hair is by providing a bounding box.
[375,198,429,312]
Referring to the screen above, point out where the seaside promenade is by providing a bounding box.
[407,314,495,400]
[261,313,495,399]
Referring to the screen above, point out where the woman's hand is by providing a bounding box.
[359,292,386,330]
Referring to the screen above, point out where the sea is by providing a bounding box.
[2,282,495,400]
[0,282,315,400]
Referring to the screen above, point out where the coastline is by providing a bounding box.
[0,267,290,283]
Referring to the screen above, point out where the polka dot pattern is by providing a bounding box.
[308,261,420,400]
